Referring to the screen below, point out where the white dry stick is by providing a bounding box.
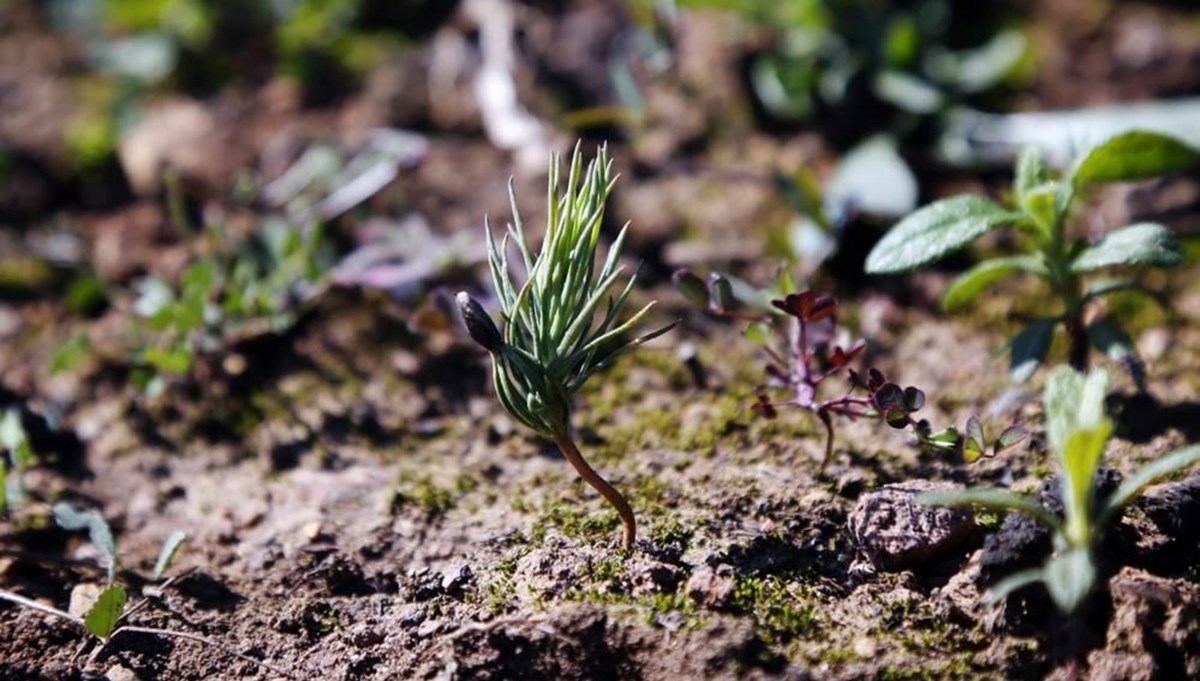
[463,0,552,170]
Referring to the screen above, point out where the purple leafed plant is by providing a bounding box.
[673,272,1027,467]
[753,291,931,467]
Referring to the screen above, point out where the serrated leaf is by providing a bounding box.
[84,584,126,640]
[1086,320,1146,391]
[153,530,188,581]
[1070,223,1183,273]
[1043,547,1095,614]
[942,256,1045,312]
[1101,445,1200,526]
[866,196,1021,274]
[1072,131,1200,185]
[1009,318,1057,383]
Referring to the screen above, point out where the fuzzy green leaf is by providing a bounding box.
[865,196,1021,274]
[1072,131,1200,185]
[919,488,1062,531]
[1042,547,1095,613]
[1070,223,1183,273]
[1101,445,1200,526]
[1010,318,1057,384]
[942,256,1045,312]
[1043,367,1109,458]
[84,584,126,640]
[982,567,1045,604]
[1059,422,1112,547]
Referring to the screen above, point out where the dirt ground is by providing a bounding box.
[2,1,1200,679]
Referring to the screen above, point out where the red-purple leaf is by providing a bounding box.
[772,291,839,323]
[830,339,867,368]
[866,368,886,392]
[903,386,925,412]
[752,394,778,419]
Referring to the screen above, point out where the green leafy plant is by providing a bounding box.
[684,0,1025,132]
[128,219,330,395]
[456,143,674,550]
[923,366,1200,613]
[0,503,296,675]
[866,130,1199,386]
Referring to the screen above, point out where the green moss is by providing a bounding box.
[729,575,823,644]
[390,470,458,516]
[531,496,621,544]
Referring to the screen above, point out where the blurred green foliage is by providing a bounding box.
[128,219,332,395]
[680,0,1028,141]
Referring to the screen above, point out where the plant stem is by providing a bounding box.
[552,431,636,550]
[1064,311,1089,372]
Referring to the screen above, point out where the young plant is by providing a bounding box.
[0,504,294,676]
[674,273,1024,467]
[0,408,35,514]
[456,143,673,550]
[127,218,330,396]
[866,130,1198,387]
[923,366,1200,613]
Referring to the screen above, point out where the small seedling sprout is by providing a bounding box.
[865,130,1198,387]
[922,366,1200,613]
[457,143,674,550]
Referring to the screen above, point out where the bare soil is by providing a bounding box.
[2,1,1200,680]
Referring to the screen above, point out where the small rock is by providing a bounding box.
[302,522,324,542]
[848,480,975,571]
[685,565,736,609]
[104,664,142,681]
[852,636,877,659]
[441,563,475,598]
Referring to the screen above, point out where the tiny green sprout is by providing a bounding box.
[922,366,1200,614]
[457,143,675,550]
[866,130,1199,388]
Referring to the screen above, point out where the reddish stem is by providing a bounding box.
[553,431,636,550]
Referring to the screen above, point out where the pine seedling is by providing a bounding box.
[457,143,674,550]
